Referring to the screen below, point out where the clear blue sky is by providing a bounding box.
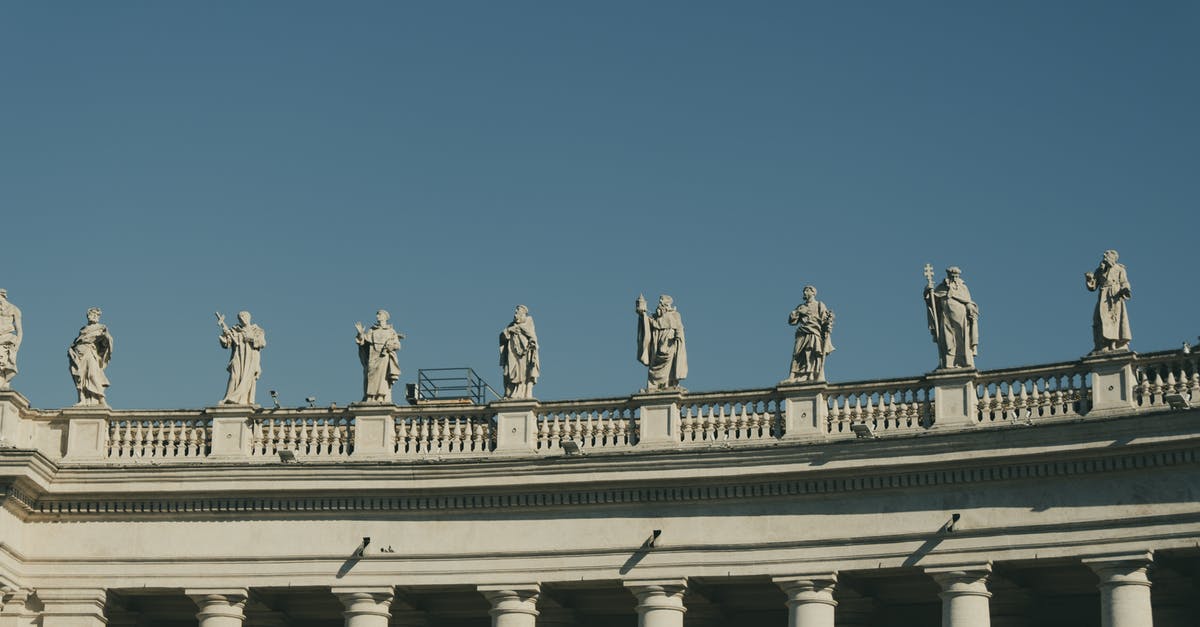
[2,2,1197,409]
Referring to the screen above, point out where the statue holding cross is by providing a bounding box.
[924,264,979,369]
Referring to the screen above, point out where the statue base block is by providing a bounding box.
[62,406,112,461]
[926,369,978,430]
[205,405,254,458]
[350,403,397,457]
[490,398,539,454]
[0,389,30,448]
[776,380,828,442]
[1082,351,1136,416]
[632,389,683,447]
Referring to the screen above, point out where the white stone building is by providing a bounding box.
[0,349,1197,627]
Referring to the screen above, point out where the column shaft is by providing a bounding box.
[1086,557,1154,627]
[773,575,837,627]
[624,580,687,627]
[929,566,992,627]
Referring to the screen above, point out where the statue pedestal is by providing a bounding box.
[62,405,111,461]
[490,398,539,454]
[633,390,683,447]
[1082,351,1136,416]
[926,369,978,430]
[776,380,828,442]
[0,389,30,448]
[350,403,396,458]
[205,405,255,459]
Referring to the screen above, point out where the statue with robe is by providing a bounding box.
[924,266,979,369]
[355,309,403,403]
[1086,249,1132,353]
[69,307,113,406]
[217,311,266,405]
[499,305,539,399]
[787,285,835,382]
[0,290,22,390]
[636,294,688,391]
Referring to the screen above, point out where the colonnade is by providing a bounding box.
[3,554,1158,627]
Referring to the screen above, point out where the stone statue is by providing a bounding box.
[499,305,539,399]
[68,307,114,406]
[924,265,979,369]
[0,290,22,390]
[636,294,688,391]
[355,310,403,404]
[786,285,835,382]
[1086,249,1132,353]
[216,311,266,405]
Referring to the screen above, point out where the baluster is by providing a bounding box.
[549,415,562,449]
[680,405,694,442]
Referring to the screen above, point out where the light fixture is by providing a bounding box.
[270,390,280,409]
[560,440,583,456]
[646,529,662,548]
[850,422,876,439]
[1165,393,1191,410]
[944,512,961,533]
[278,450,297,463]
[305,396,317,408]
[355,536,371,557]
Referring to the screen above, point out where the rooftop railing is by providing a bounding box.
[5,347,1195,465]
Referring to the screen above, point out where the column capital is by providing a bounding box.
[623,578,687,615]
[332,588,394,620]
[1083,552,1153,587]
[926,563,992,599]
[36,588,109,624]
[772,574,838,607]
[477,583,540,619]
[186,589,248,623]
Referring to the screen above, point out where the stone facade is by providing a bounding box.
[0,347,1197,626]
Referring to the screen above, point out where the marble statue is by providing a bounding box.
[1086,249,1132,353]
[499,305,539,399]
[217,311,266,405]
[924,265,979,369]
[68,307,114,406]
[355,310,403,403]
[0,290,22,390]
[786,285,835,382]
[636,294,688,391]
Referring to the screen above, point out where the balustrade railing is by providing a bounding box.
[976,362,1089,424]
[536,398,637,451]
[394,408,495,456]
[106,414,211,459]
[826,378,933,435]
[680,389,781,444]
[251,413,354,458]
[1135,351,1200,409]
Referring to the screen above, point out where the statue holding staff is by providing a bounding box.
[355,310,403,404]
[499,305,539,399]
[69,307,114,406]
[786,285,835,382]
[924,265,979,369]
[0,290,22,390]
[217,311,266,405]
[1085,249,1132,353]
[636,294,688,391]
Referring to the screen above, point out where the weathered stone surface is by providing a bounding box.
[356,310,403,404]
[68,307,113,407]
[217,311,265,406]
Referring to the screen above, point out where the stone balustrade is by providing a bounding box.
[3,346,1195,464]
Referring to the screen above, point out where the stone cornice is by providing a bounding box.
[2,435,1195,521]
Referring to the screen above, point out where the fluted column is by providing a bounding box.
[37,588,108,627]
[478,584,540,627]
[624,579,687,627]
[1084,554,1154,627]
[333,588,394,627]
[186,589,248,627]
[772,575,837,627]
[927,565,992,627]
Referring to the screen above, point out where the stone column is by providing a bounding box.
[333,588,393,627]
[927,565,992,627]
[632,391,683,448]
[37,588,108,627]
[1084,554,1154,627]
[624,579,687,627]
[772,574,837,627]
[478,584,540,627]
[187,589,248,627]
[777,381,828,442]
